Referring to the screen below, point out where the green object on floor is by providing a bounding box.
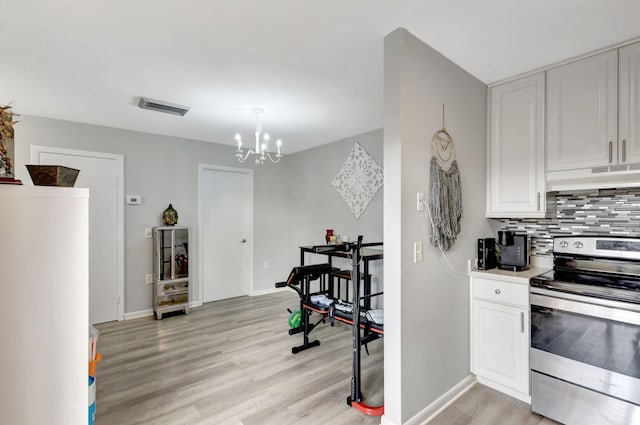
[288,310,301,328]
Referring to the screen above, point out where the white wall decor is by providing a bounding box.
[332,142,383,218]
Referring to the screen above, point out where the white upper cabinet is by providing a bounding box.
[619,41,640,164]
[486,72,546,217]
[546,50,618,171]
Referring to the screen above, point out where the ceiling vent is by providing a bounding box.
[137,97,190,116]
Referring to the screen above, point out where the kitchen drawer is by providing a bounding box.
[157,293,188,306]
[157,281,188,295]
[472,277,529,308]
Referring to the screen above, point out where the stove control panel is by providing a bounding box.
[554,237,640,260]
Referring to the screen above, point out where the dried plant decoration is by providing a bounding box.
[0,105,19,139]
[0,104,21,183]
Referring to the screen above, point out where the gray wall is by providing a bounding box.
[284,129,384,285]
[250,128,384,294]
[384,28,490,424]
[14,115,284,313]
[14,115,382,314]
[254,128,383,300]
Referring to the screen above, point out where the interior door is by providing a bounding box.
[31,147,123,324]
[200,166,252,302]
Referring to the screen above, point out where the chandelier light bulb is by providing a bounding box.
[234,108,282,165]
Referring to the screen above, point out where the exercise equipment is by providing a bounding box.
[275,236,384,416]
[287,309,301,328]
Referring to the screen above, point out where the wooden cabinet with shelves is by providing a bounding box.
[153,226,190,319]
[486,72,547,217]
[470,276,530,402]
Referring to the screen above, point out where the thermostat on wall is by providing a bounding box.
[126,195,142,205]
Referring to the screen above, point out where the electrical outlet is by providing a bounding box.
[144,228,152,238]
[417,192,425,211]
[414,241,423,263]
[145,274,153,284]
[263,261,270,270]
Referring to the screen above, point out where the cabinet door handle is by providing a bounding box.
[521,312,525,333]
[537,192,541,211]
[622,139,627,163]
[609,141,613,164]
[494,289,501,295]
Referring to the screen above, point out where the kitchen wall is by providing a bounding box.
[383,28,489,425]
[493,188,640,255]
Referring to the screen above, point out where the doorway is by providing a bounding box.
[198,165,253,303]
[30,146,124,324]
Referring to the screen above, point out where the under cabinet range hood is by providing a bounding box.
[547,165,640,192]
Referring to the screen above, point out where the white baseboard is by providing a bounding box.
[380,416,399,425]
[125,301,201,320]
[250,287,287,297]
[124,309,154,320]
[405,374,477,425]
[476,376,530,404]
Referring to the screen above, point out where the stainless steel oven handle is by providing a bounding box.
[531,291,640,325]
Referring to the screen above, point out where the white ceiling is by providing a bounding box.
[1,1,639,154]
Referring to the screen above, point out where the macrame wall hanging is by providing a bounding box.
[429,105,463,251]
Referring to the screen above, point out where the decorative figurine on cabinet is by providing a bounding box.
[162,203,178,226]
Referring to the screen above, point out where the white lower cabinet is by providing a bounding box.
[471,277,530,402]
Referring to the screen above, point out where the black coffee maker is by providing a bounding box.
[498,231,529,271]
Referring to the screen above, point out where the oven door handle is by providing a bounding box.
[531,291,640,325]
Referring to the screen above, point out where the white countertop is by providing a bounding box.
[468,266,550,285]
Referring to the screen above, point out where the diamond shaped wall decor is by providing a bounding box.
[332,142,383,219]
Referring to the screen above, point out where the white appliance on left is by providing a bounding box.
[0,185,89,425]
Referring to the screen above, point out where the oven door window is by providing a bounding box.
[531,304,640,379]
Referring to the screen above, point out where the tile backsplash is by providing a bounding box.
[495,189,640,256]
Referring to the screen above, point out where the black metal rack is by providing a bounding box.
[275,236,384,416]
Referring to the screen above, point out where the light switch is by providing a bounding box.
[144,227,152,239]
[414,241,423,263]
[145,274,153,284]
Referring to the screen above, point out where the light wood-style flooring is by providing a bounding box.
[95,291,558,425]
[429,384,559,425]
[95,291,383,425]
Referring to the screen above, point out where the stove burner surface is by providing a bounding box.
[531,270,640,304]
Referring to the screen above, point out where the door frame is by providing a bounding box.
[197,164,253,305]
[30,145,125,321]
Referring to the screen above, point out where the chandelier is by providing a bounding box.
[235,108,282,165]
